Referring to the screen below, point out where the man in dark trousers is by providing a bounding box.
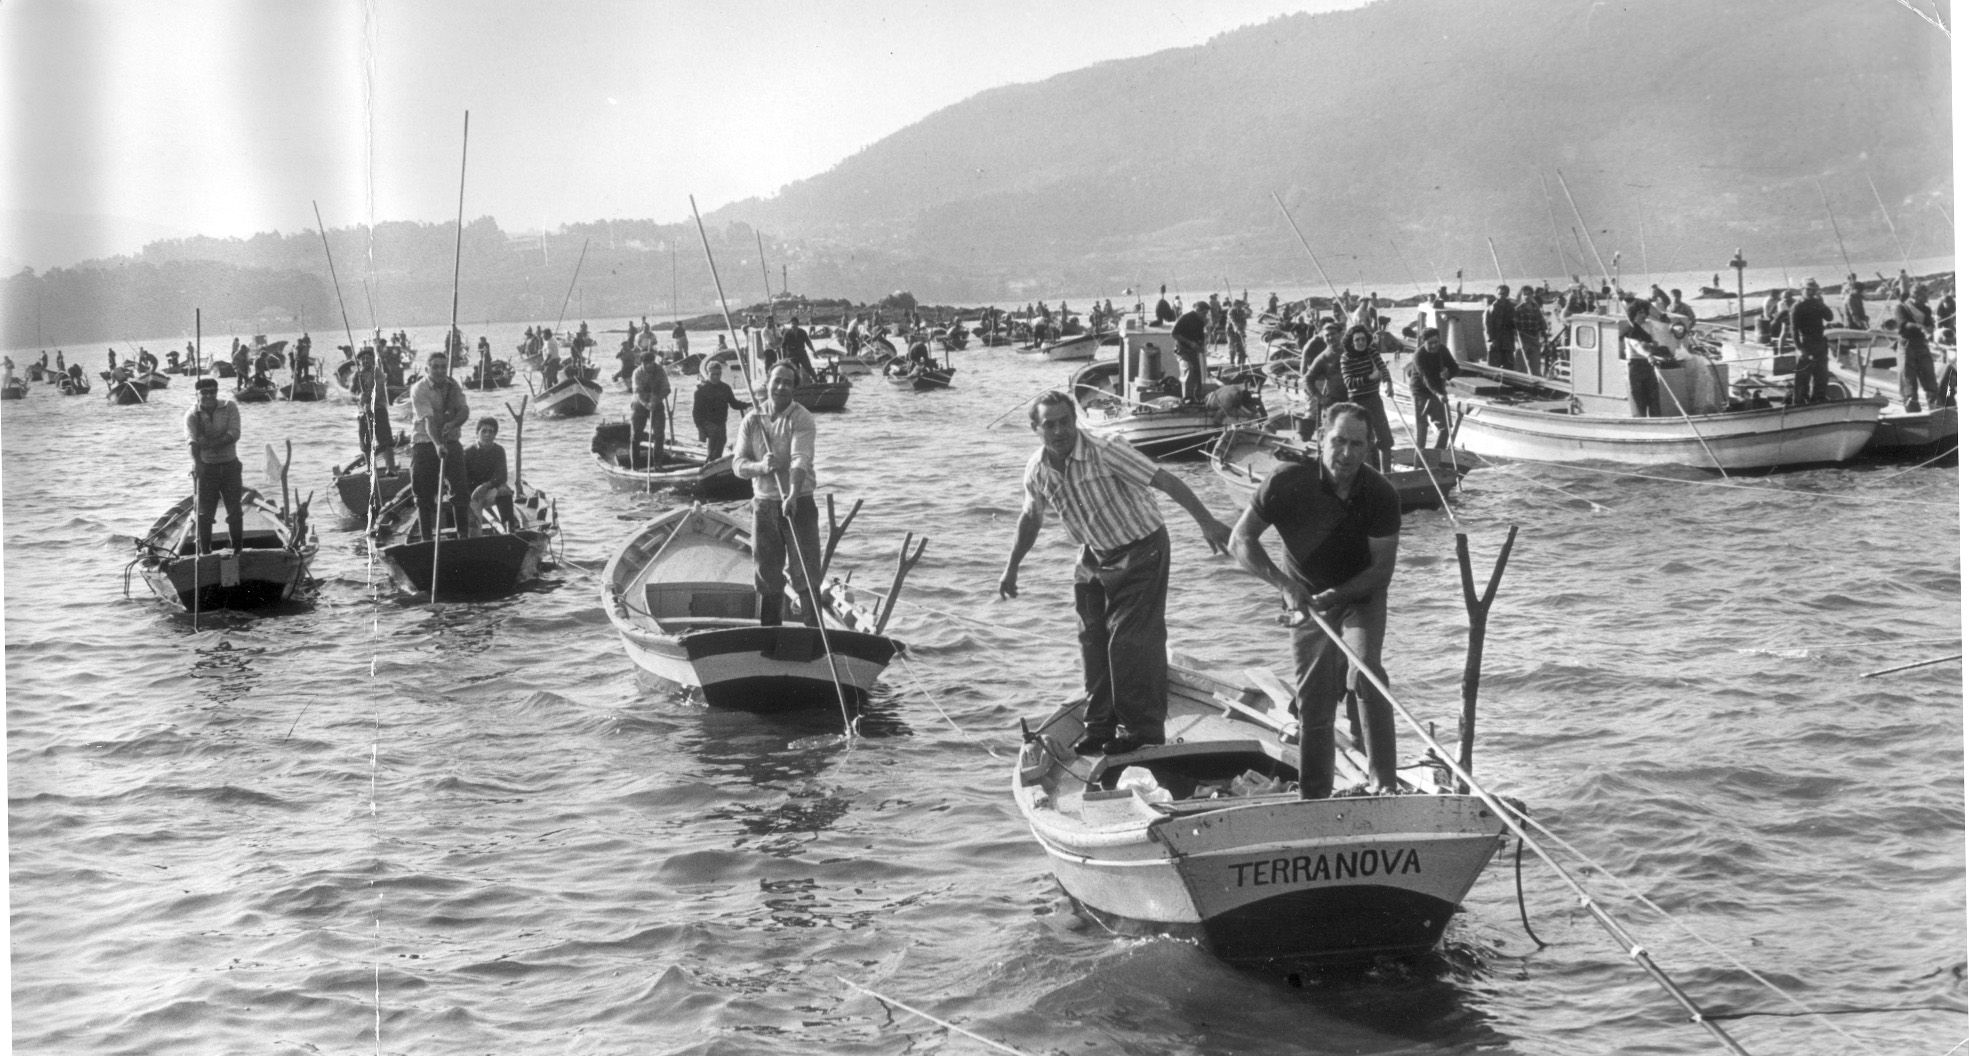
[1484,284,1517,370]
[1229,402,1401,799]
[1408,326,1459,449]
[1789,278,1837,405]
[998,391,1231,756]
[628,350,671,466]
[692,359,751,461]
[185,377,245,555]
[1171,299,1210,403]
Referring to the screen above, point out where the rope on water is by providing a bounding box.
[1498,802,1871,1048]
[836,976,1037,1056]
[895,653,1006,760]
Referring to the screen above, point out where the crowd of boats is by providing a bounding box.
[25,269,1954,979]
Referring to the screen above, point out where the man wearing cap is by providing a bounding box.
[408,351,472,541]
[1895,285,1942,412]
[186,378,245,555]
[1514,285,1547,375]
[780,316,816,379]
[629,350,671,467]
[1788,279,1837,405]
[692,359,751,461]
[1408,327,1459,449]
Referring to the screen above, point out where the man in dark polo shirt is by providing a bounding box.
[1229,402,1402,799]
[1171,299,1210,403]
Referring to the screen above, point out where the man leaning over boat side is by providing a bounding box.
[998,391,1232,757]
[733,363,821,628]
[408,351,472,542]
[186,377,245,556]
[1229,401,1401,800]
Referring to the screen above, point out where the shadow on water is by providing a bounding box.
[1031,935,1511,1054]
[184,638,266,707]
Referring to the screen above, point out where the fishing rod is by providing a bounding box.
[1388,238,1424,298]
[690,196,856,741]
[1555,169,1613,290]
[553,237,591,340]
[432,109,470,599]
[311,201,363,400]
[1813,177,1856,280]
[1538,173,1572,276]
[1270,192,1343,302]
[1862,166,1915,276]
[1486,236,1506,286]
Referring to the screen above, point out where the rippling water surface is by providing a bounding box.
[5,327,1963,1054]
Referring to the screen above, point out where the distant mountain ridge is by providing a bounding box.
[709,0,1952,295]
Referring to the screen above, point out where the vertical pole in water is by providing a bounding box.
[1454,526,1517,790]
[433,109,471,600]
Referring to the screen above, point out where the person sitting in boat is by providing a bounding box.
[904,341,935,374]
[1407,327,1459,449]
[998,390,1232,756]
[629,351,671,467]
[464,416,517,535]
[692,359,750,461]
[1229,401,1402,800]
[186,377,246,556]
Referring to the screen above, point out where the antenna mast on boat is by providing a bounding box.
[1554,170,1613,291]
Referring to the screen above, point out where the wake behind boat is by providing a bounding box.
[601,503,908,710]
[1013,656,1508,965]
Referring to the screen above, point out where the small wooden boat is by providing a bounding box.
[326,435,413,527]
[882,357,955,391]
[1397,307,1885,471]
[589,420,751,499]
[104,374,149,405]
[130,485,317,612]
[1,377,27,400]
[1013,657,1509,965]
[464,359,516,390]
[1209,426,1465,511]
[535,375,604,418]
[367,401,559,599]
[233,377,281,403]
[280,376,331,402]
[1026,332,1100,361]
[601,503,906,710]
[142,370,171,391]
[1069,325,1250,460]
[790,370,852,412]
[57,371,91,395]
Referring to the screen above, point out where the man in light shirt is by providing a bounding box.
[185,377,244,555]
[733,363,821,626]
[408,351,472,541]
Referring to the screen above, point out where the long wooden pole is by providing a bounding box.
[1555,169,1613,288]
[1813,177,1856,279]
[1270,192,1342,301]
[433,110,469,598]
[553,238,591,338]
[311,201,362,383]
[1863,167,1915,274]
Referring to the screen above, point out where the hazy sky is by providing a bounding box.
[2,0,1367,266]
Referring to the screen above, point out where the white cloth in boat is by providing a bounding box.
[733,401,816,500]
[1021,430,1163,553]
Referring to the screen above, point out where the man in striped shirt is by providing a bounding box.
[999,391,1232,756]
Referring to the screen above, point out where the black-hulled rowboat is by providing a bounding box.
[601,502,912,710]
[588,420,750,499]
[130,486,317,612]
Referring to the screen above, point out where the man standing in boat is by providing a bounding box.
[351,346,398,474]
[1408,327,1458,449]
[1229,402,1401,799]
[628,350,671,467]
[1172,299,1210,403]
[733,363,821,627]
[1484,285,1517,370]
[692,360,750,461]
[186,377,245,556]
[1789,278,1837,405]
[998,391,1232,756]
[408,351,472,542]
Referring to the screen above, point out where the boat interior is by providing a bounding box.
[616,513,760,632]
[170,527,285,555]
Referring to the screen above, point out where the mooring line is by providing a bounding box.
[836,975,1035,1056]
[894,653,1006,760]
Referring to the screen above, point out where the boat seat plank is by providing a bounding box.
[173,528,284,555]
[645,580,758,621]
